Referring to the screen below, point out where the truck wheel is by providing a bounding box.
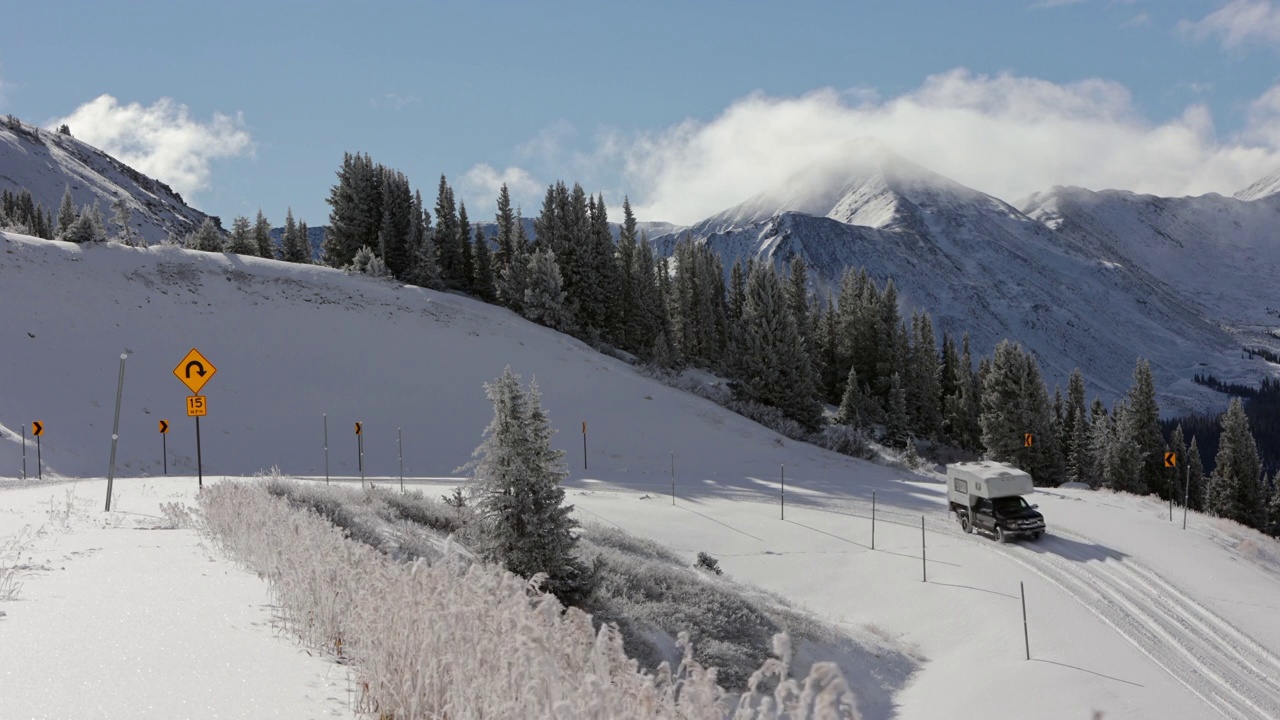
[996,526,1009,543]
[1031,531,1043,541]
[959,513,972,533]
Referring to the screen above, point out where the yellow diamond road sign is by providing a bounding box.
[174,348,217,394]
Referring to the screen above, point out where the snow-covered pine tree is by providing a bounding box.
[979,340,1029,462]
[109,196,133,245]
[226,216,255,255]
[523,247,571,331]
[581,193,618,337]
[187,217,223,252]
[89,199,106,240]
[734,262,823,431]
[1103,402,1143,494]
[323,152,382,268]
[1085,398,1110,487]
[498,212,530,311]
[465,367,587,604]
[296,221,312,263]
[57,185,76,238]
[281,208,308,263]
[252,210,273,258]
[1207,398,1266,529]
[1266,474,1280,537]
[836,365,872,428]
[631,235,664,360]
[820,295,841,402]
[473,224,496,302]
[64,207,99,244]
[378,171,412,279]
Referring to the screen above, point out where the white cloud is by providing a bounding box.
[589,70,1280,223]
[1120,12,1151,27]
[459,164,544,215]
[1179,0,1280,49]
[49,95,253,202]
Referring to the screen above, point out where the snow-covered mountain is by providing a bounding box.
[1234,170,1280,202]
[1018,183,1280,339]
[0,117,216,243]
[649,141,1250,413]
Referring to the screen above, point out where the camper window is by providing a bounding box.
[954,479,968,494]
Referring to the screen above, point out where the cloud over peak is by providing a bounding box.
[1179,0,1280,49]
[50,95,253,202]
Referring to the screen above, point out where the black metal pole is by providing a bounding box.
[1021,581,1030,660]
[398,427,404,494]
[195,415,203,490]
[670,452,675,506]
[36,435,41,480]
[583,422,587,471]
[921,515,927,582]
[323,414,329,485]
[163,432,167,475]
[1183,464,1190,530]
[21,425,26,480]
[105,354,127,511]
[871,490,876,550]
[780,464,785,520]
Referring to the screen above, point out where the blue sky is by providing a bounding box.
[2,0,1279,226]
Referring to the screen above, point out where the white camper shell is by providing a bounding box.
[946,461,1034,506]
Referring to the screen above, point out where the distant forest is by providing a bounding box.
[1166,375,1280,477]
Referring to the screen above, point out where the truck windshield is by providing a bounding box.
[992,496,1029,513]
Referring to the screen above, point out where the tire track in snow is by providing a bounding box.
[988,529,1280,720]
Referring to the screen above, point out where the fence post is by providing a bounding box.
[323,413,329,485]
[871,490,876,550]
[398,427,404,494]
[921,515,927,582]
[1022,581,1030,660]
[105,353,127,511]
[780,464,785,520]
[670,452,675,506]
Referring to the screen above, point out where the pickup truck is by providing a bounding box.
[947,461,1046,542]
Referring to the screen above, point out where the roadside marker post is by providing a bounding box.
[1021,581,1031,660]
[323,414,329,485]
[780,464,785,521]
[105,353,128,511]
[670,452,675,506]
[32,422,43,480]
[398,427,404,494]
[21,424,26,480]
[871,490,876,550]
[355,422,364,487]
[582,421,587,471]
[159,420,169,475]
[1164,452,1178,521]
[921,515,927,582]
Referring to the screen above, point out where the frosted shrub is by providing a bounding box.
[200,482,859,719]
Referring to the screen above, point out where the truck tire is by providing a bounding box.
[1030,531,1043,541]
[958,511,972,533]
[996,526,1009,543]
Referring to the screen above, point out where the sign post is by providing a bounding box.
[398,426,404,494]
[1164,452,1178,521]
[324,414,329,485]
[582,421,587,471]
[21,424,26,480]
[173,348,217,491]
[159,420,169,475]
[355,422,364,487]
[780,464,785,520]
[31,421,43,480]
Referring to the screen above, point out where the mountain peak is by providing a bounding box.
[1235,169,1280,202]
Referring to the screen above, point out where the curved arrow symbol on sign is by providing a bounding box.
[185,361,207,378]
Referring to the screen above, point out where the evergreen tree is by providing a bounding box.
[836,365,873,428]
[734,263,823,431]
[225,215,255,255]
[1186,436,1206,512]
[465,367,585,603]
[1207,398,1266,529]
[1086,398,1110,487]
[473,224,496,302]
[1168,424,1189,506]
[908,313,942,439]
[884,372,911,448]
[110,196,133,245]
[980,340,1060,484]
[459,202,475,290]
[281,208,310,263]
[499,211,530,311]
[63,208,99,244]
[186,217,223,252]
[1265,475,1280,537]
[614,197,640,349]
[434,175,462,286]
[90,199,106,240]
[378,171,412,278]
[57,186,76,237]
[252,209,273,258]
[494,183,516,278]
[523,248,571,331]
[407,195,440,288]
[296,221,312,263]
[323,152,382,268]
[1127,359,1165,496]
[630,235,664,361]
[1104,402,1143,494]
[820,295,842,402]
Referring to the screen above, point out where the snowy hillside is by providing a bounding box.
[648,143,1241,413]
[3,230,1280,719]
[0,118,214,243]
[1019,185,1280,345]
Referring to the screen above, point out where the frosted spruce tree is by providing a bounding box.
[465,367,587,604]
[523,247,571,331]
[57,185,76,237]
[226,216,256,255]
[472,224,497,302]
[1186,436,1206,511]
[1207,398,1265,529]
[252,209,273,258]
[883,371,911,448]
[110,196,133,245]
[1126,359,1164,496]
[187,217,224,252]
[63,207,100,244]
